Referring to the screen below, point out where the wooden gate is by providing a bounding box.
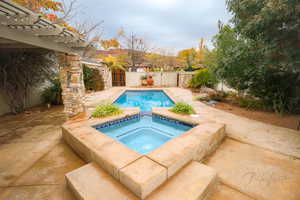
[112,69,126,86]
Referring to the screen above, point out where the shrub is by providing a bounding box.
[140,75,147,80]
[210,1,300,114]
[195,96,210,102]
[209,91,228,102]
[238,97,265,110]
[42,79,63,105]
[83,65,104,91]
[92,104,122,118]
[169,102,195,115]
[189,69,217,89]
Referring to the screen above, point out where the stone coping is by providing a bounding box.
[63,107,225,199]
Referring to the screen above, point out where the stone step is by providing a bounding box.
[65,162,139,200]
[66,161,217,200]
[146,161,217,200]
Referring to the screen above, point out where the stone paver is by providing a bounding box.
[146,161,217,200]
[92,141,142,180]
[66,162,138,200]
[147,119,225,177]
[205,139,300,200]
[147,131,200,178]
[120,156,167,199]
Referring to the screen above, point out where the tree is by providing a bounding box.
[210,0,300,113]
[100,38,120,50]
[102,55,124,70]
[177,48,198,68]
[117,29,149,69]
[226,0,300,72]
[12,0,62,13]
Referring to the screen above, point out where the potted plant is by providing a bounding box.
[140,75,147,86]
[147,75,154,86]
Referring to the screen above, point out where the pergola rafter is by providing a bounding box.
[0,0,90,54]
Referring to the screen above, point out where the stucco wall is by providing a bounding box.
[126,72,179,87]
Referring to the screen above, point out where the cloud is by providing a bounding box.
[75,0,232,53]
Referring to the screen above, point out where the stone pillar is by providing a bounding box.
[178,72,194,88]
[58,53,85,118]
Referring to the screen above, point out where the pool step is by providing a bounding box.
[66,162,139,200]
[146,161,217,200]
[66,161,217,200]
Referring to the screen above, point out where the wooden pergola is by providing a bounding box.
[0,0,89,117]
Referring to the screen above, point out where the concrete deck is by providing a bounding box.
[205,139,300,200]
[0,87,299,199]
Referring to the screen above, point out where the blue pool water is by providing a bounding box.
[94,114,193,154]
[114,90,175,111]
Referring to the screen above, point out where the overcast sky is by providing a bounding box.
[76,0,232,53]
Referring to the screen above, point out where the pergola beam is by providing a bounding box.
[0,24,79,54]
[0,0,89,55]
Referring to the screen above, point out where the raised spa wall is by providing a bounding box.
[62,107,225,199]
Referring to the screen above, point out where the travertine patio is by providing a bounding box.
[0,87,300,200]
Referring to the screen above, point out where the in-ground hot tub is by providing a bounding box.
[93,113,194,154]
[114,90,175,111]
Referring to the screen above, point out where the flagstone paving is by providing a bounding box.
[0,87,299,200]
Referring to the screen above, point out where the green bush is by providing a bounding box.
[140,75,147,80]
[189,69,217,88]
[238,97,265,110]
[169,102,195,115]
[209,91,228,102]
[209,0,300,114]
[83,65,104,91]
[42,79,62,105]
[92,104,122,118]
[195,96,210,102]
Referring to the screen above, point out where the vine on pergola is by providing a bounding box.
[0,51,57,114]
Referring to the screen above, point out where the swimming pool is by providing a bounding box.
[94,114,193,154]
[114,90,175,111]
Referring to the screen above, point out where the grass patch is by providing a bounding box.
[92,104,122,118]
[169,102,195,115]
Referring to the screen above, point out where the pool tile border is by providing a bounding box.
[108,88,181,106]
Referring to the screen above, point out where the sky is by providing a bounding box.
[75,0,232,54]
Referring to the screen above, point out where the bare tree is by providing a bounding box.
[118,29,150,70]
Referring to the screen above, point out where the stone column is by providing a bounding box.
[58,53,85,118]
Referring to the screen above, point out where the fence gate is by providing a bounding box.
[112,69,126,86]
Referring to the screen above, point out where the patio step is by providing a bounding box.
[66,161,217,200]
[146,161,217,200]
[66,162,139,200]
